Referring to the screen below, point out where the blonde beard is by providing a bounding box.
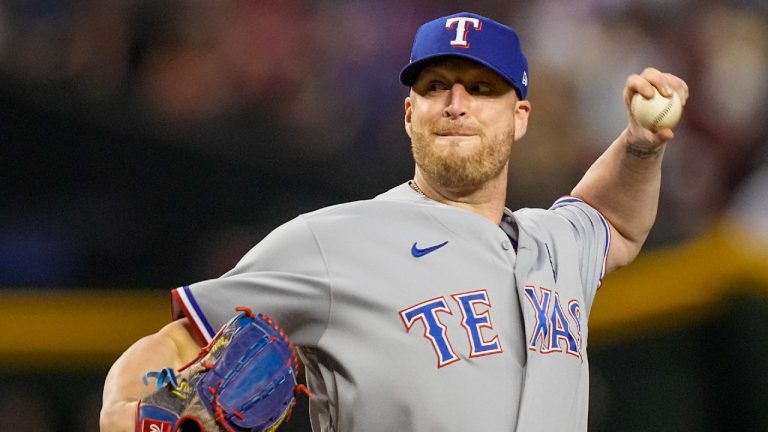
[410,127,514,190]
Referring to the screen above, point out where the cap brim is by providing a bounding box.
[399,53,520,97]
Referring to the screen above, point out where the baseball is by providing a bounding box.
[630,87,683,131]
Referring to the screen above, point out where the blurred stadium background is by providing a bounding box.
[1,0,767,430]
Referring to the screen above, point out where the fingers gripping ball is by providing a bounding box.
[137,307,311,432]
[630,87,683,131]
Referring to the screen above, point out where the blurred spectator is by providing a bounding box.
[725,154,768,258]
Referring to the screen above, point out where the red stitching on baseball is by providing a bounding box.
[652,98,673,129]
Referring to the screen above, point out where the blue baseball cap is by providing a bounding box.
[400,12,529,99]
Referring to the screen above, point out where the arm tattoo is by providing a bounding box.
[626,143,662,159]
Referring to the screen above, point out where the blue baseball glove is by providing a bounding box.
[136,307,309,432]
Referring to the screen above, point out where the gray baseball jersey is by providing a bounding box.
[172,182,609,431]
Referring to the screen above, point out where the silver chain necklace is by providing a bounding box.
[408,179,426,197]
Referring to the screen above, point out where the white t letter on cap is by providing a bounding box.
[445,17,482,48]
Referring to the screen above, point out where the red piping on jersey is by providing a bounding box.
[171,288,209,346]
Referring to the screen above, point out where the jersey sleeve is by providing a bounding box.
[550,196,611,297]
[172,215,331,347]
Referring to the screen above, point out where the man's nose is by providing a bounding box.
[443,83,470,118]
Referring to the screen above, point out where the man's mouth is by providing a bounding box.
[436,130,475,136]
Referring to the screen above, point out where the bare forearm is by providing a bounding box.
[100,319,202,432]
[572,128,664,248]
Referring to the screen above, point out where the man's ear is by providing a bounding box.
[514,100,531,141]
[404,96,413,138]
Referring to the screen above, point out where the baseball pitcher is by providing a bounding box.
[100,11,688,432]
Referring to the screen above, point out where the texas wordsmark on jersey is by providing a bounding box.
[512,196,609,431]
[170,183,609,432]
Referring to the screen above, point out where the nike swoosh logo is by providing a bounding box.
[411,241,449,257]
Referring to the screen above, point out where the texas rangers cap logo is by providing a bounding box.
[400,12,529,99]
[445,17,481,48]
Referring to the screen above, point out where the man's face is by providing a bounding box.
[404,58,530,190]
